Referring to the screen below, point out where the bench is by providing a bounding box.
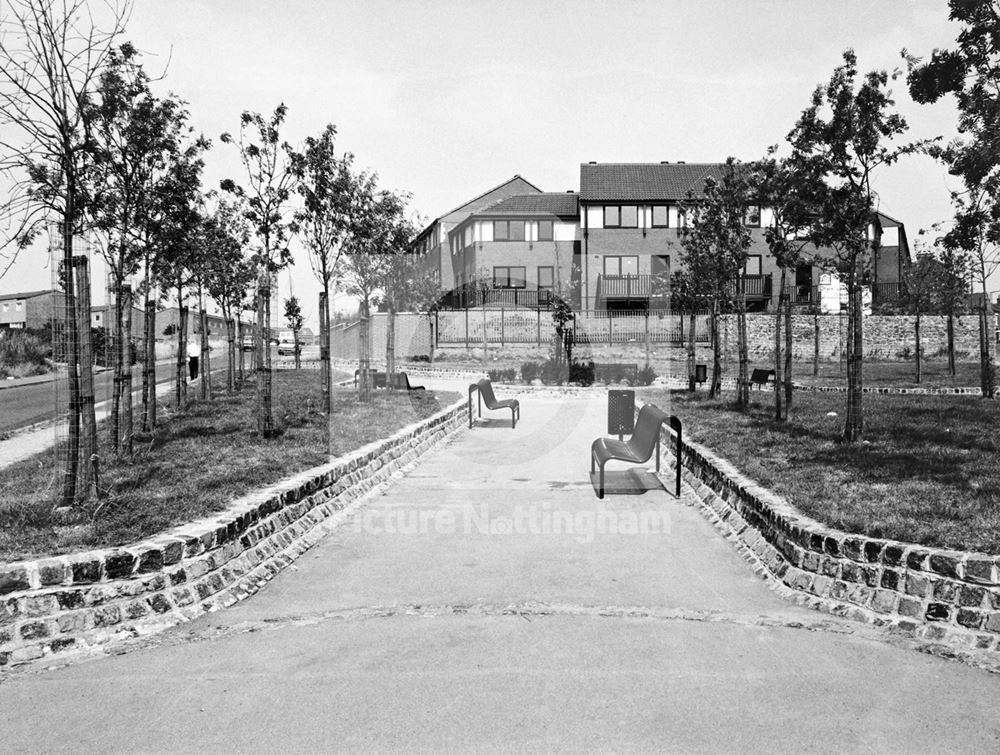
[469,378,519,429]
[390,371,425,391]
[749,368,775,390]
[354,369,387,389]
[591,403,673,499]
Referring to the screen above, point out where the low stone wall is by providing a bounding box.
[0,398,468,668]
[659,427,1000,652]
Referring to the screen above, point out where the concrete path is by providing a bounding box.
[1,395,999,752]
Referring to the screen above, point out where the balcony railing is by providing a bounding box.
[434,286,562,310]
[597,274,652,300]
[782,284,818,305]
[872,282,902,305]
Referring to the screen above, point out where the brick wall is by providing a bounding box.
[0,398,468,668]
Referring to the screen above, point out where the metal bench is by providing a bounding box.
[468,378,520,429]
[390,371,425,391]
[749,368,776,390]
[591,403,679,499]
[354,369,387,389]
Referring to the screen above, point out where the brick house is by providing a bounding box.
[447,192,581,307]
[411,175,542,296]
[578,161,911,313]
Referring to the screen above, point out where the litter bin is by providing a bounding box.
[695,364,707,384]
[608,389,635,440]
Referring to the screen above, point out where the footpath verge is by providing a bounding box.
[657,419,1000,659]
[0,397,468,669]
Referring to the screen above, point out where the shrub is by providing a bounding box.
[0,330,51,377]
[569,359,595,386]
[539,358,568,385]
[408,354,431,363]
[637,364,657,386]
[487,368,516,383]
[520,361,540,383]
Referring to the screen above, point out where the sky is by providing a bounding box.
[0,0,984,328]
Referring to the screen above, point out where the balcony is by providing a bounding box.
[872,282,902,306]
[597,274,652,301]
[435,286,561,310]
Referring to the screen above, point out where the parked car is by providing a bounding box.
[277,335,298,356]
[241,335,255,352]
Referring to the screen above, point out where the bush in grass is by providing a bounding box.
[637,364,657,386]
[0,330,52,377]
[520,361,540,383]
[487,368,516,383]
[569,359,595,386]
[540,358,568,385]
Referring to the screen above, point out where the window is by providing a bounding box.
[537,266,554,290]
[493,266,526,288]
[537,220,553,241]
[744,255,762,276]
[744,205,761,227]
[603,205,638,228]
[651,206,669,227]
[603,256,639,276]
[651,255,670,278]
[493,220,525,241]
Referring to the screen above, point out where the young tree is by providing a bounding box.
[680,161,755,406]
[755,150,825,421]
[91,43,189,453]
[907,1,1000,397]
[292,124,356,411]
[340,169,387,402]
[898,253,942,383]
[203,199,254,392]
[932,238,970,376]
[789,50,921,441]
[0,0,130,504]
[220,104,297,435]
[283,295,304,370]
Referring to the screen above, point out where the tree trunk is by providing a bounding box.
[60,215,81,506]
[784,285,793,415]
[110,282,124,453]
[175,286,188,411]
[294,327,301,370]
[143,296,156,431]
[226,314,235,393]
[73,256,98,502]
[979,297,996,399]
[200,302,211,401]
[844,263,864,442]
[319,290,330,414]
[709,301,721,399]
[237,318,246,387]
[256,282,273,435]
[736,272,749,409]
[687,309,697,392]
[386,301,396,390]
[813,310,820,377]
[947,314,956,377]
[358,296,372,403]
[915,312,922,384]
[774,267,785,421]
[122,288,134,455]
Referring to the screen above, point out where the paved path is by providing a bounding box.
[1,395,999,752]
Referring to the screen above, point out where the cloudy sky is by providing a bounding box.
[0,0,979,325]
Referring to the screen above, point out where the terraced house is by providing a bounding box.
[417,161,911,314]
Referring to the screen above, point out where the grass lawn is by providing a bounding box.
[0,371,459,562]
[638,387,1000,554]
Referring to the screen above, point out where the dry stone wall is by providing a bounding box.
[719,313,986,361]
[0,399,468,669]
[662,428,1000,651]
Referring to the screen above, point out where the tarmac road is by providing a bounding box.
[1,395,998,752]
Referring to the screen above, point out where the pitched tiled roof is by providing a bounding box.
[476,192,578,218]
[579,162,724,202]
[0,289,51,302]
